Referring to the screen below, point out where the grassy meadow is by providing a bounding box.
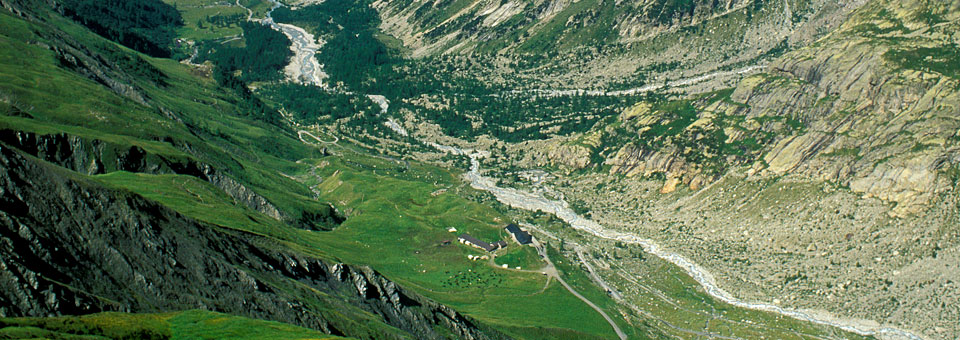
[0,310,346,340]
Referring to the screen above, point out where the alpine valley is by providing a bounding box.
[0,0,956,339]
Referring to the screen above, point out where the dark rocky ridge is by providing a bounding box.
[0,129,290,222]
[0,143,509,340]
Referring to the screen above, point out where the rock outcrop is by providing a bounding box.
[514,137,594,170]
[373,0,866,89]
[0,129,290,221]
[595,0,959,214]
[0,143,508,340]
[729,0,960,215]
[606,144,713,193]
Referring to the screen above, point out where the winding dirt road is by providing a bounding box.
[530,242,628,340]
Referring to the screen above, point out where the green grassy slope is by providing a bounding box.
[0,1,915,339]
[0,4,331,225]
[0,310,348,340]
[0,4,641,339]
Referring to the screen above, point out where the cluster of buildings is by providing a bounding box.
[457,223,533,253]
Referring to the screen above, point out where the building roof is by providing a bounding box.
[458,234,497,252]
[505,224,532,244]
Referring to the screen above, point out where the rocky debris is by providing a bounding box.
[0,144,508,340]
[559,167,960,340]
[506,0,960,337]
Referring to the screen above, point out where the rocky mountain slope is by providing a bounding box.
[374,0,868,89]
[504,0,959,216]
[491,0,959,338]
[2,0,957,338]
[601,0,960,215]
[0,144,503,340]
[0,1,513,338]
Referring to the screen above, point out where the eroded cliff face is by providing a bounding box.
[377,0,748,54]
[0,143,507,340]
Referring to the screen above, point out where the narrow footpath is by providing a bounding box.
[532,242,628,340]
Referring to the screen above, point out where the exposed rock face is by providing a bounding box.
[378,0,750,54]
[515,137,594,170]
[546,143,593,169]
[374,0,866,89]
[727,0,960,215]
[200,164,286,220]
[592,0,960,214]
[374,0,798,56]
[848,157,948,207]
[0,129,288,221]
[0,144,508,340]
[23,14,155,106]
[607,144,712,193]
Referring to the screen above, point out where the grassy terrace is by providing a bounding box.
[494,245,542,270]
[90,142,628,338]
[281,145,626,339]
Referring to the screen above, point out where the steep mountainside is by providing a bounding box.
[2,0,957,338]
[499,0,959,338]
[0,144,502,340]
[599,0,960,215]
[0,1,510,338]
[741,0,960,215]
[0,309,348,339]
[0,1,673,338]
[374,0,868,89]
